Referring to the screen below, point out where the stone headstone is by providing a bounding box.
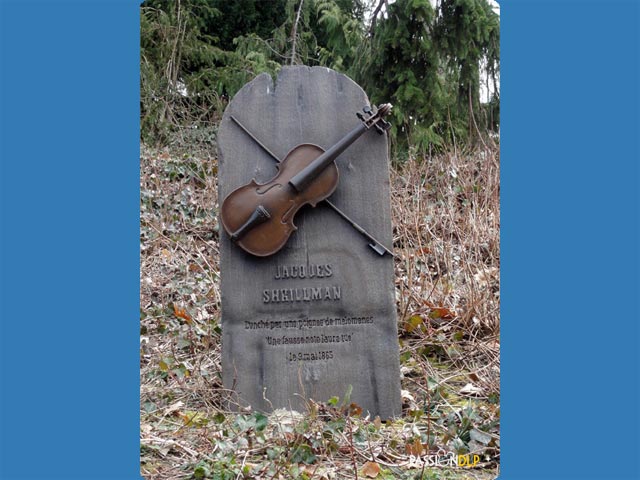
[217,66,401,419]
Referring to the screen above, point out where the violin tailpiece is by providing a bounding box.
[230,205,271,242]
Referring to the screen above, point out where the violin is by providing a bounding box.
[220,103,392,257]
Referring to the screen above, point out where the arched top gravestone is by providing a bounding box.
[217,66,401,418]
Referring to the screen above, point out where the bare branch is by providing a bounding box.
[369,0,385,34]
[290,0,304,65]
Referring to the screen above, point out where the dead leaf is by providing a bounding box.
[373,416,382,429]
[173,304,192,324]
[429,307,455,320]
[459,383,483,396]
[348,403,363,416]
[421,300,455,320]
[474,267,499,288]
[157,445,171,457]
[361,461,381,478]
[401,389,415,403]
[405,437,423,456]
[470,428,493,445]
[164,400,184,416]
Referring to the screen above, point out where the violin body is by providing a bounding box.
[220,144,338,257]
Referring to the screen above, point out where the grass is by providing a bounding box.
[140,134,500,479]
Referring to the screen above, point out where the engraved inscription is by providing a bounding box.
[244,315,374,364]
[265,332,353,346]
[266,263,339,303]
[256,262,373,364]
[244,316,374,330]
[274,264,333,279]
[287,351,334,362]
[262,286,341,303]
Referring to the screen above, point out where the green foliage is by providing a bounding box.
[356,0,447,156]
[140,0,287,144]
[290,444,317,464]
[233,411,269,433]
[199,0,288,51]
[140,0,499,154]
[434,0,500,138]
[315,0,364,70]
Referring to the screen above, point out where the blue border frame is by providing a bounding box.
[1,0,638,479]
[1,1,141,479]
[501,1,639,479]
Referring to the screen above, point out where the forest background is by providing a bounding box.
[140,0,499,155]
[140,1,501,479]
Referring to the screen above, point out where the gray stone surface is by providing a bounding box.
[217,66,401,419]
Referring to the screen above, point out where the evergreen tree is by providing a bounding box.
[139,0,500,151]
[435,0,500,139]
[314,0,365,71]
[358,0,447,155]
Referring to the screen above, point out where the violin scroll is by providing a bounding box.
[357,103,392,134]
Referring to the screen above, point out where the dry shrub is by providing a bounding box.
[391,144,500,402]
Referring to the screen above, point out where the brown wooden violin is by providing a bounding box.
[220,103,392,257]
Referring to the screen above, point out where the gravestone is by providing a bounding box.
[217,66,401,419]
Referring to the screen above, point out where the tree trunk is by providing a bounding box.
[290,0,304,65]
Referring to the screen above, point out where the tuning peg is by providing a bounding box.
[375,119,391,135]
[363,105,373,116]
[356,112,365,121]
[377,103,392,117]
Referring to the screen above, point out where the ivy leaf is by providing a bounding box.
[213,412,226,424]
[290,444,316,465]
[404,314,424,333]
[192,461,210,479]
[253,412,268,432]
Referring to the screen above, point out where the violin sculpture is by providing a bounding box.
[220,103,392,257]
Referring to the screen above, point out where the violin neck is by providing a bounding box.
[288,122,368,192]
